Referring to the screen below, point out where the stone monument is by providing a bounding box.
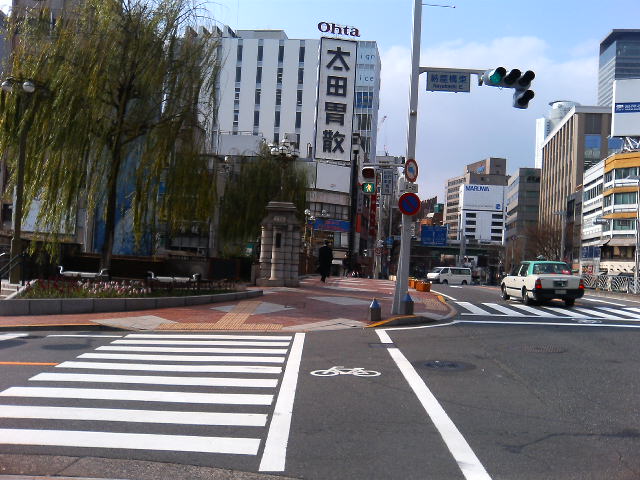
[256,201,301,287]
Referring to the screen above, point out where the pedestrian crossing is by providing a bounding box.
[454,301,640,322]
[0,332,305,471]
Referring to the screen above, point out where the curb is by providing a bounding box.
[0,324,123,332]
[365,294,458,328]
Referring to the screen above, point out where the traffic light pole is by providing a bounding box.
[391,0,422,315]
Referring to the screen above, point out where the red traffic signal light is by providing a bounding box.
[361,166,376,179]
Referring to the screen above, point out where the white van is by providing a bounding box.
[426,267,472,285]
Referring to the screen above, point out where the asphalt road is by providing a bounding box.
[0,312,639,479]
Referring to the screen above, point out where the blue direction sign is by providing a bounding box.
[398,192,421,216]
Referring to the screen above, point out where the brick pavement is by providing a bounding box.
[0,276,453,332]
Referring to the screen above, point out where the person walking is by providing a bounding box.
[318,240,333,283]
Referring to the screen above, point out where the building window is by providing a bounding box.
[274,110,280,128]
[466,213,476,218]
[257,45,263,62]
[254,110,259,127]
[296,133,300,149]
[235,66,242,83]
[233,110,239,127]
[491,236,502,242]
[236,44,243,61]
[298,67,304,85]
[275,89,282,106]
[466,220,476,225]
[256,67,262,84]
[234,87,240,103]
[277,67,283,84]
[295,112,301,129]
[255,89,261,105]
[273,132,279,144]
[614,191,637,204]
[299,44,305,62]
[492,214,502,219]
[491,221,503,226]
[278,45,284,62]
[297,90,303,106]
[613,219,635,230]
[491,228,502,234]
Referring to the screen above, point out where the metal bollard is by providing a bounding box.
[368,298,381,323]
[400,293,414,315]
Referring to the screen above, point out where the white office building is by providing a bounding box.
[458,184,506,244]
[211,26,380,162]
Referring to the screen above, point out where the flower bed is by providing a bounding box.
[19,279,235,299]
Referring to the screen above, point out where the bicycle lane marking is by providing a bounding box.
[376,330,492,480]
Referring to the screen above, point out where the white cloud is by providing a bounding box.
[378,36,598,202]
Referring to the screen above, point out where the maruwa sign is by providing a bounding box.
[465,185,490,191]
[318,22,360,37]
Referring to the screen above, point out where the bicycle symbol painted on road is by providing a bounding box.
[310,366,381,377]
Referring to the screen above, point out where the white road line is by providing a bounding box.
[622,307,640,314]
[259,332,305,472]
[113,340,291,347]
[507,304,563,317]
[0,333,28,341]
[431,290,457,301]
[0,387,273,405]
[581,297,627,306]
[78,353,285,363]
[0,428,261,455]
[46,335,123,338]
[458,320,640,329]
[126,334,292,340]
[484,303,526,317]
[455,302,495,316]
[55,361,282,374]
[545,307,592,318]
[376,330,491,480]
[30,372,278,388]
[0,404,268,426]
[97,346,289,354]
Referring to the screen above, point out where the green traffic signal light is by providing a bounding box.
[488,67,506,85]
[362,182,375,194]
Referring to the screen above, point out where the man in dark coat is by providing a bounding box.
[318,240,333,282]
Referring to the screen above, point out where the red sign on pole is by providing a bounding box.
[398,192,421,216]
[404,158,418,183]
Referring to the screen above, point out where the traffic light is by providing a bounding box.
[482,67,535,109]
[361,166,376,194]
[362,182,376,194]
[361,166,376,180]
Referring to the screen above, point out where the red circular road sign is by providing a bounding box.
[398,192,421,216]
[405,158,418,183]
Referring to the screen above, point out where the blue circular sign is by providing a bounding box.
[398,192,421,216]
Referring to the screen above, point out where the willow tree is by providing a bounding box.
[218,146,311,252]
[0,0,219,269]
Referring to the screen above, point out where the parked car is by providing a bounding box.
[500,260,584,307]
[426,267,472,285]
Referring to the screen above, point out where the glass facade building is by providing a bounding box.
[598,30,640,107]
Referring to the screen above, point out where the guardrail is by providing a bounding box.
[582,274,637,294]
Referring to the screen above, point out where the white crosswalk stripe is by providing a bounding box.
[0,332,305,470]
[455,301,640,321]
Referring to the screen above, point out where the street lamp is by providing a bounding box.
[625,174,640,294]
[2,77,44,284]
[268,138,299,199]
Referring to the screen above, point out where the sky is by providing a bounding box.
[2,0,640,201]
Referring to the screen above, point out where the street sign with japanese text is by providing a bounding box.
[426,70,471,93]
[381,168,394,195]
[314,37,358,162]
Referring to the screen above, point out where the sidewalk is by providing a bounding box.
[0,276,455,332]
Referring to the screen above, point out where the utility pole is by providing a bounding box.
[391,0,421,314]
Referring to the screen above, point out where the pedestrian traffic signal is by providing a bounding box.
[482,67,536,109]
[361,166,376,179]
[362,182,376,194]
